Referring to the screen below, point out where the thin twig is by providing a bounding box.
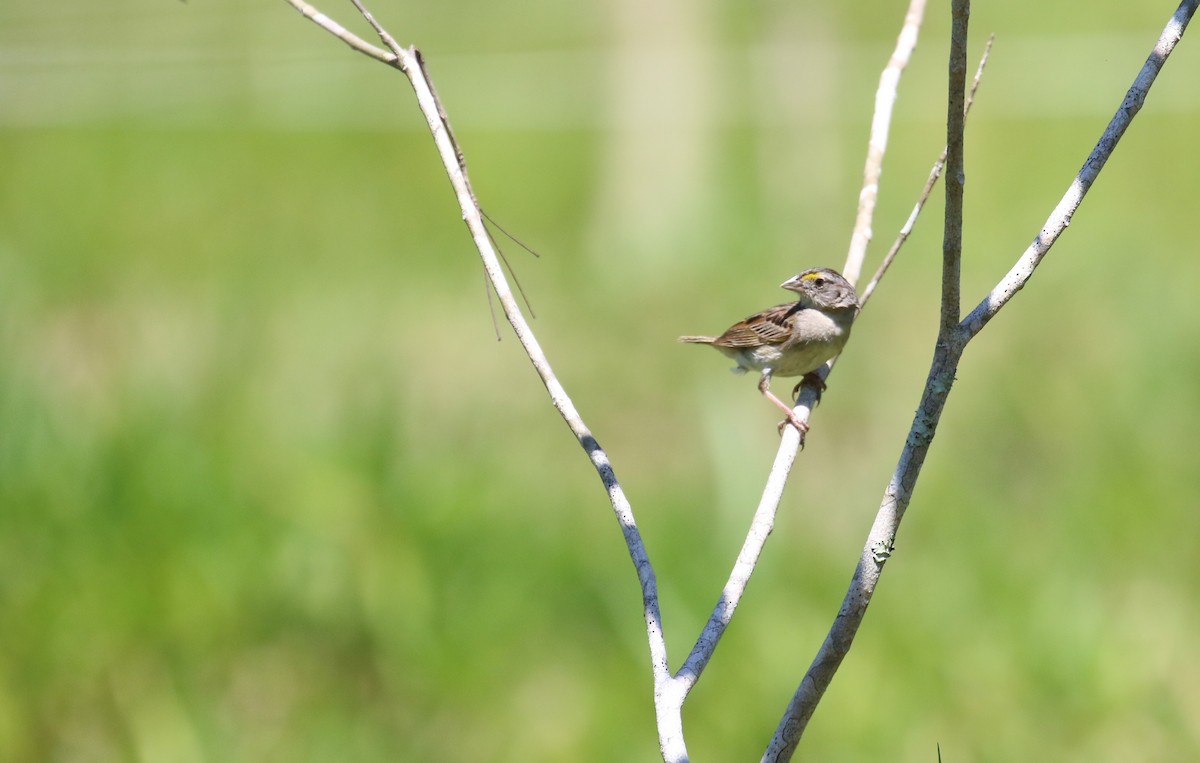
[349,0,404,58]
[860,34,993,309]
[483,269,502,341]
[286,0,396,65]
[782,0,929,426]
[674,0,929,703]
[482,225,538,318]
[482,208,542,258]
[844,0,928,286]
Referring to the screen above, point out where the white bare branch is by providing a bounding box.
[764,1,1197,759]
[675,0,929,704]
[844,0,928,286]
[281,0,682,758]
[860,35,993,309]
[278,0,1198,758]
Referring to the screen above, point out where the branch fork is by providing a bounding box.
[281,0,1199,759]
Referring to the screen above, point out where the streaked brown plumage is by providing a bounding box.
[680,267,859,433]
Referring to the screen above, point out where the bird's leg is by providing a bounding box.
[759,372,809,434]
[791,371,827,404]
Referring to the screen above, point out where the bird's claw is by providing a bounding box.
[791,372,827,404]
[776,413,810,448]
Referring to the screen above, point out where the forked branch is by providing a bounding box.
[282,0,933,758]
[963,0,1199,337]
[283,0,1194,759]
[764,1,1197,759]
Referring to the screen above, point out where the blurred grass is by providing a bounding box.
[2,0,1200,761]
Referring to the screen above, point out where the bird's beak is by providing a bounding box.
[780,275,801,291]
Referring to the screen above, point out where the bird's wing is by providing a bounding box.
[712,303,799,347]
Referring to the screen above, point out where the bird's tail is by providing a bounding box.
[678,335,716,344]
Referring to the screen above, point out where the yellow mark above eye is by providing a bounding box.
[801,272,823,281]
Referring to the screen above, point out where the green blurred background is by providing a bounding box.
[2,0,1198,760]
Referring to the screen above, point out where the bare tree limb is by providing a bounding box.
[844,0,927,286]
[285,0,396,65]
[348,0,405,58]
[674,424,804,692]
[763,6,972,760]
[674,0,929,703]
[281,1,682,759]
[282,0,929,756]
[939,0,970,335]
[764,6,970,758]
[779,0,929,436]
[282,0,1197,758]
[962,0,1199,338]
[764,1,1197,759]
[860,35,993,310]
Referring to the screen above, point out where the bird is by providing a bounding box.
[679,267,860,434]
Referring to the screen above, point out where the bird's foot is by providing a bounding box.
[791,372,827,404]
[776,413,810,447]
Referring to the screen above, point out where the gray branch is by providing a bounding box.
[962,0,1199,338]
[282,0,1196,758]
[763,1,1197,759]
[282,0,926,758]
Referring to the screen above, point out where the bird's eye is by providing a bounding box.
[814,277,826,287]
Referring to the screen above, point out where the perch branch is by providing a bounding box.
[674,0,929,701]
[764,5,970,758]
[765,0,1197,759]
